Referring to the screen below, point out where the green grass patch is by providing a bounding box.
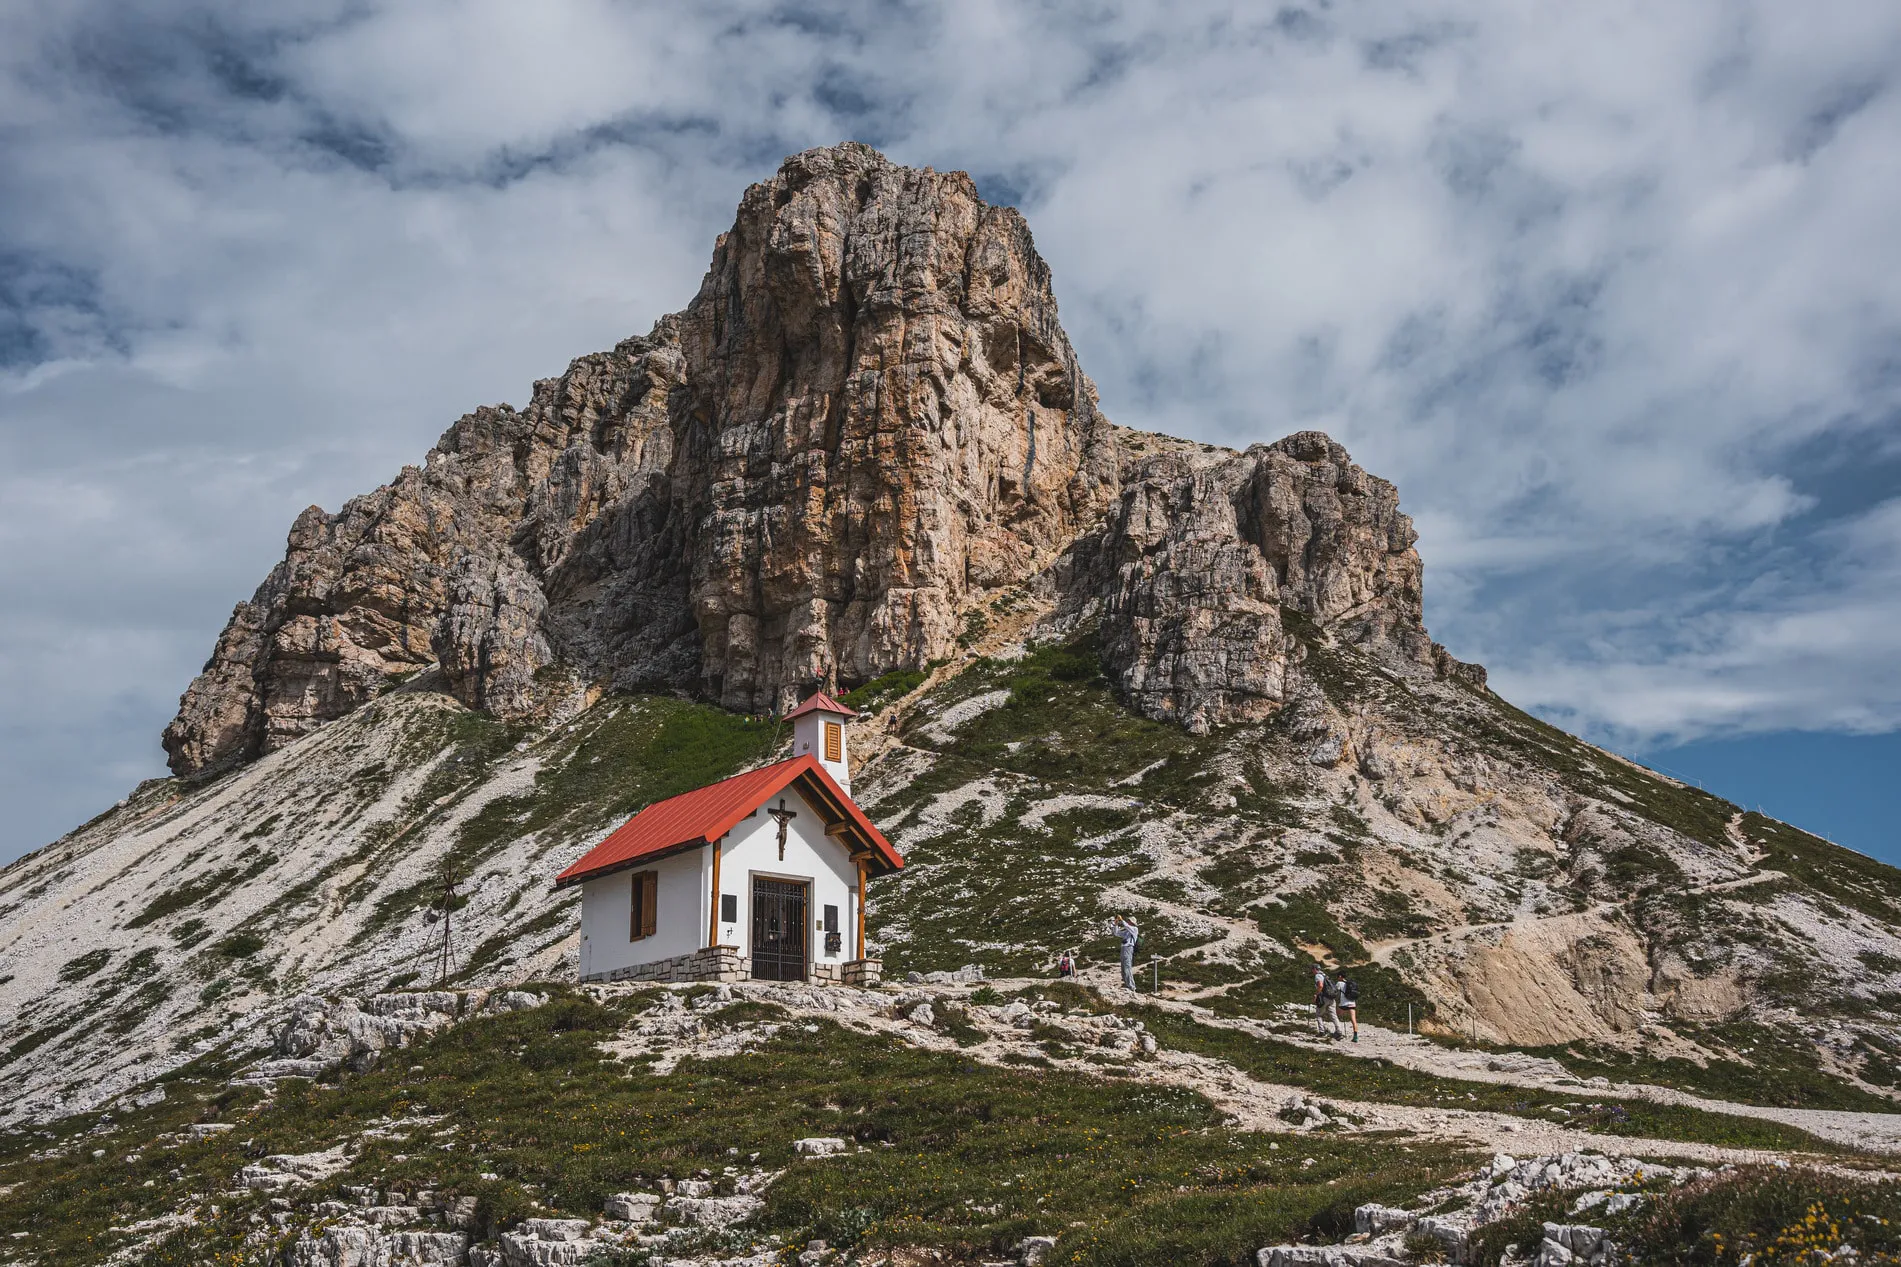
[1527,1024,1900,1113]
[2,989,1473,1267]
[358,696,779,943]
[57,949,112,983]
[890,636,1230,808]
[214,930,267,959]
[1449,694,1740,855]
[842,667,930,713]
[1247,895,1366,964]
[451,696,780,865]
[1746,813,1901,927]
[123,847,274,930]
[1473,1165,1901,1265]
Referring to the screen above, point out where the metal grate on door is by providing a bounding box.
[750,877,808,981]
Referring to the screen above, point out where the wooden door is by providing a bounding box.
[750,877,808,981]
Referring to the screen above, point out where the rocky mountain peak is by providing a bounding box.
[161,143,1459,777]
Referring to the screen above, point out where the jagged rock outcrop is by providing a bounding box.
[165,143,1122,773]
[1044,431,1482,732]
[163,322,685,775]
[661,145,1120,711]
[165,143,1476,775]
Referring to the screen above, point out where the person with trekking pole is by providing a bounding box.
[1337,972,1359,1042]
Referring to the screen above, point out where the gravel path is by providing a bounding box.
[600,978,1901,1166]
[1074,973,1901,1155]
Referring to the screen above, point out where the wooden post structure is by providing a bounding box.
[707,836,723,948]
[433,856,458,985]
[855,858,868,960]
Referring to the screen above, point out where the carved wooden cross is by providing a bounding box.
[768,798,797,861]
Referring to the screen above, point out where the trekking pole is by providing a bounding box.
[1408,1003,1413,1036]
[1151,960,1159,994]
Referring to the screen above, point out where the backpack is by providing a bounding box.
[1316,973,1335,1001]
[1339,979,1358,1005]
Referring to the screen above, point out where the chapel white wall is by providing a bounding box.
[577,847,707,980]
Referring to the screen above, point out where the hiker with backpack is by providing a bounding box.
[1337,973,1359,1042]
[1311,964,1343,1039]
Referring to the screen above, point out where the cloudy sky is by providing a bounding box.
[4,0,1899,864]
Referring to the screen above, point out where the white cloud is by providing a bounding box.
[2,0,1900,859]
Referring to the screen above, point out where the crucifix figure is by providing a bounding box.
[768,797,797,861]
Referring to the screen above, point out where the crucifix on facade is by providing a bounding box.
[768,798,797,861]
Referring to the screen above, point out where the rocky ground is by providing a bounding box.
[9,976,1898,1267]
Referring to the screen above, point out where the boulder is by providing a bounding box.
[389,1232,468,1264]
[1018,1235,1058,1265]
[1352,1204,1416,1236]
[1256,1247,1408,1267]
[603,1192,659,1221]
[287,1226,390,1267]
[1413,1217,1468,1262]
[794,1138,850,1157]
[518,1219,591,1242]
[495,1218,608,1267]
[1540,1223,1610,1264]
[486,991,546,1014]
[668,1193,765,1226]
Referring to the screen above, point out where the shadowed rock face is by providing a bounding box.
[162,143,1470,776]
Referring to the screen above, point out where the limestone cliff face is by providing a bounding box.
[1043,431,1481,733]
[163,143,1462,775]
[165,145,1118,774]
[666,144,1119,712]
[163,328,682,774]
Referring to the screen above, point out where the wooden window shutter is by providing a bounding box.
[640,872,658,939]
[823,721,841,763]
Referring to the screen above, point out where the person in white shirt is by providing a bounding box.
[1112,915,1140,991]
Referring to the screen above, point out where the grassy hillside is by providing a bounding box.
[857,632,1901,1112]
[0,988,1472,1267]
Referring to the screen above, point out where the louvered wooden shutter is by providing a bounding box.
[824,721,841,763]
[640,871,658,938]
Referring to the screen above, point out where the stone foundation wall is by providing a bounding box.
[582,945,747,985]
[581,948,884,987]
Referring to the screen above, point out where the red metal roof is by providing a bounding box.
[783,690,856,720]
[553,754,901,888]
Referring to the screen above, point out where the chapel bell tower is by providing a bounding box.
[784,692,856,794]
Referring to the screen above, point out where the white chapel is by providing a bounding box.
[555,693,903,985]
